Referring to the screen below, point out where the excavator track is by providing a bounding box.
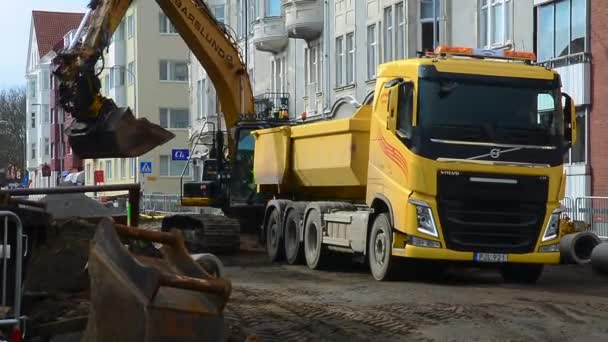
[161,214,240,255]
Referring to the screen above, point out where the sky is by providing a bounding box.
[0,0,89,90]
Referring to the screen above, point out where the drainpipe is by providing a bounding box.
[322,0,330,116]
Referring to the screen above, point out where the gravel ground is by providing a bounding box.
[222,246,608,342]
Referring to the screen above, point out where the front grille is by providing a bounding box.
[437,172,548,253]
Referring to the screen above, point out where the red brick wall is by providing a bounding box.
[590,0,608,195]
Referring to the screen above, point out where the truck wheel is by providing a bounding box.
[304,209,324,269]
[500,264,544,284]
[368,213,395,281]
[266,209,283,262]
[284,209,304,265]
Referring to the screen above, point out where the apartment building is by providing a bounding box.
[83,0,192,195]
[25,10,84,188]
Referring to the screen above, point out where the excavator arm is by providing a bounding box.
[53,0,254,160]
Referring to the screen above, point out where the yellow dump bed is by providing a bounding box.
[253,105,371,199]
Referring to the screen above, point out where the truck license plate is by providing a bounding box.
[474,253,508,263]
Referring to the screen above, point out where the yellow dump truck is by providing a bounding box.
[254,46,577,282]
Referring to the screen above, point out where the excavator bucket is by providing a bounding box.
[84,219,231,341]
[66,107,175,159]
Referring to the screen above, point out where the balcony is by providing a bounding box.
[246,93,290,122]
[252,17,289,54]
[282,0,323,41]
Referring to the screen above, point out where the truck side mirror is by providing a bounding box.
[562,92,576,147]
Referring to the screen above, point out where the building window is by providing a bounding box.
[44,138,49,156]
[114,21,125,41]
[197,79,206,119]
[383,6,393,62]
[367,25,378,80]
[305,46,321,95]
[127,15,135,38]
[111,68,125,88]
[346,33,355,85]
[420,0,441,51]
[537,0,586,62]
[40,70,49,90]
[236,0,243,38]
[31,143,36,159]
[42,105,49,124]
[31,112,36,128]
[129,158,135,178]
[28,79,37,99]
[160,155,190,177]
[103,74,110,93]
[213,5,225,24]
[480,0,512,48]
[50,143,55,158]
[121,158,127,179]
[266,0,281,16]
[159,108,189,129]
[336,37,344,87]
[86,164,91,184]
[159,13,178,34]
[395,1,406,60]
[271,57,285,93]
[105,160,113,180]
[127,62,135,85]
[159,60,188,82]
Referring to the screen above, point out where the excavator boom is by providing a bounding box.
[54,0,255,159]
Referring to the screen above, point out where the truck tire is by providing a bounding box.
[368,213,395,281]
[284,209,304,265]
[266,209,284,262]
[500,264,544,284]
[304,209,325,269]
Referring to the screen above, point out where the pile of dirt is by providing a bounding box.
[24,218,95,295]
[26,292,90,325]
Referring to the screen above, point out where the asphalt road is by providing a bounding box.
[223,248,608,342]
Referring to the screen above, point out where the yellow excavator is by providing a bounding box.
[54,0,281,251]
[52,0,281,339]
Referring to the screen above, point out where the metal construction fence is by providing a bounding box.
[141,194,198,215]
[0,211,25,336]
[562,196,608,238]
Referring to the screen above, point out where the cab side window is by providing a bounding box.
[396,84,414,138]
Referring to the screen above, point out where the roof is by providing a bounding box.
[32,10,85,58]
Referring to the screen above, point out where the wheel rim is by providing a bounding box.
[374,231,386,267]
[306,222,318,256]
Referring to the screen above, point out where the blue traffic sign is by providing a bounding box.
[22,174,29,186]
[140,161,152,174]
[172,149,190,161]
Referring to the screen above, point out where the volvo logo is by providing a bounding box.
[489,148,501,159]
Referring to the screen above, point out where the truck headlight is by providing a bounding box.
[409,198,438,238]
[542,208,562,242]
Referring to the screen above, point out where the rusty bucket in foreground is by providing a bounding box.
[66,106,175,159]
[84,219,231,341]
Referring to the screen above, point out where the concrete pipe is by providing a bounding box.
[591,243,608,274]
[560,232,602,265]
[192,253,226,278]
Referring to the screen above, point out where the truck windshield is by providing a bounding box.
[418,78,564,146]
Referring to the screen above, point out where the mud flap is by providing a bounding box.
[66,107,175,159]
[84,219,230,341]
